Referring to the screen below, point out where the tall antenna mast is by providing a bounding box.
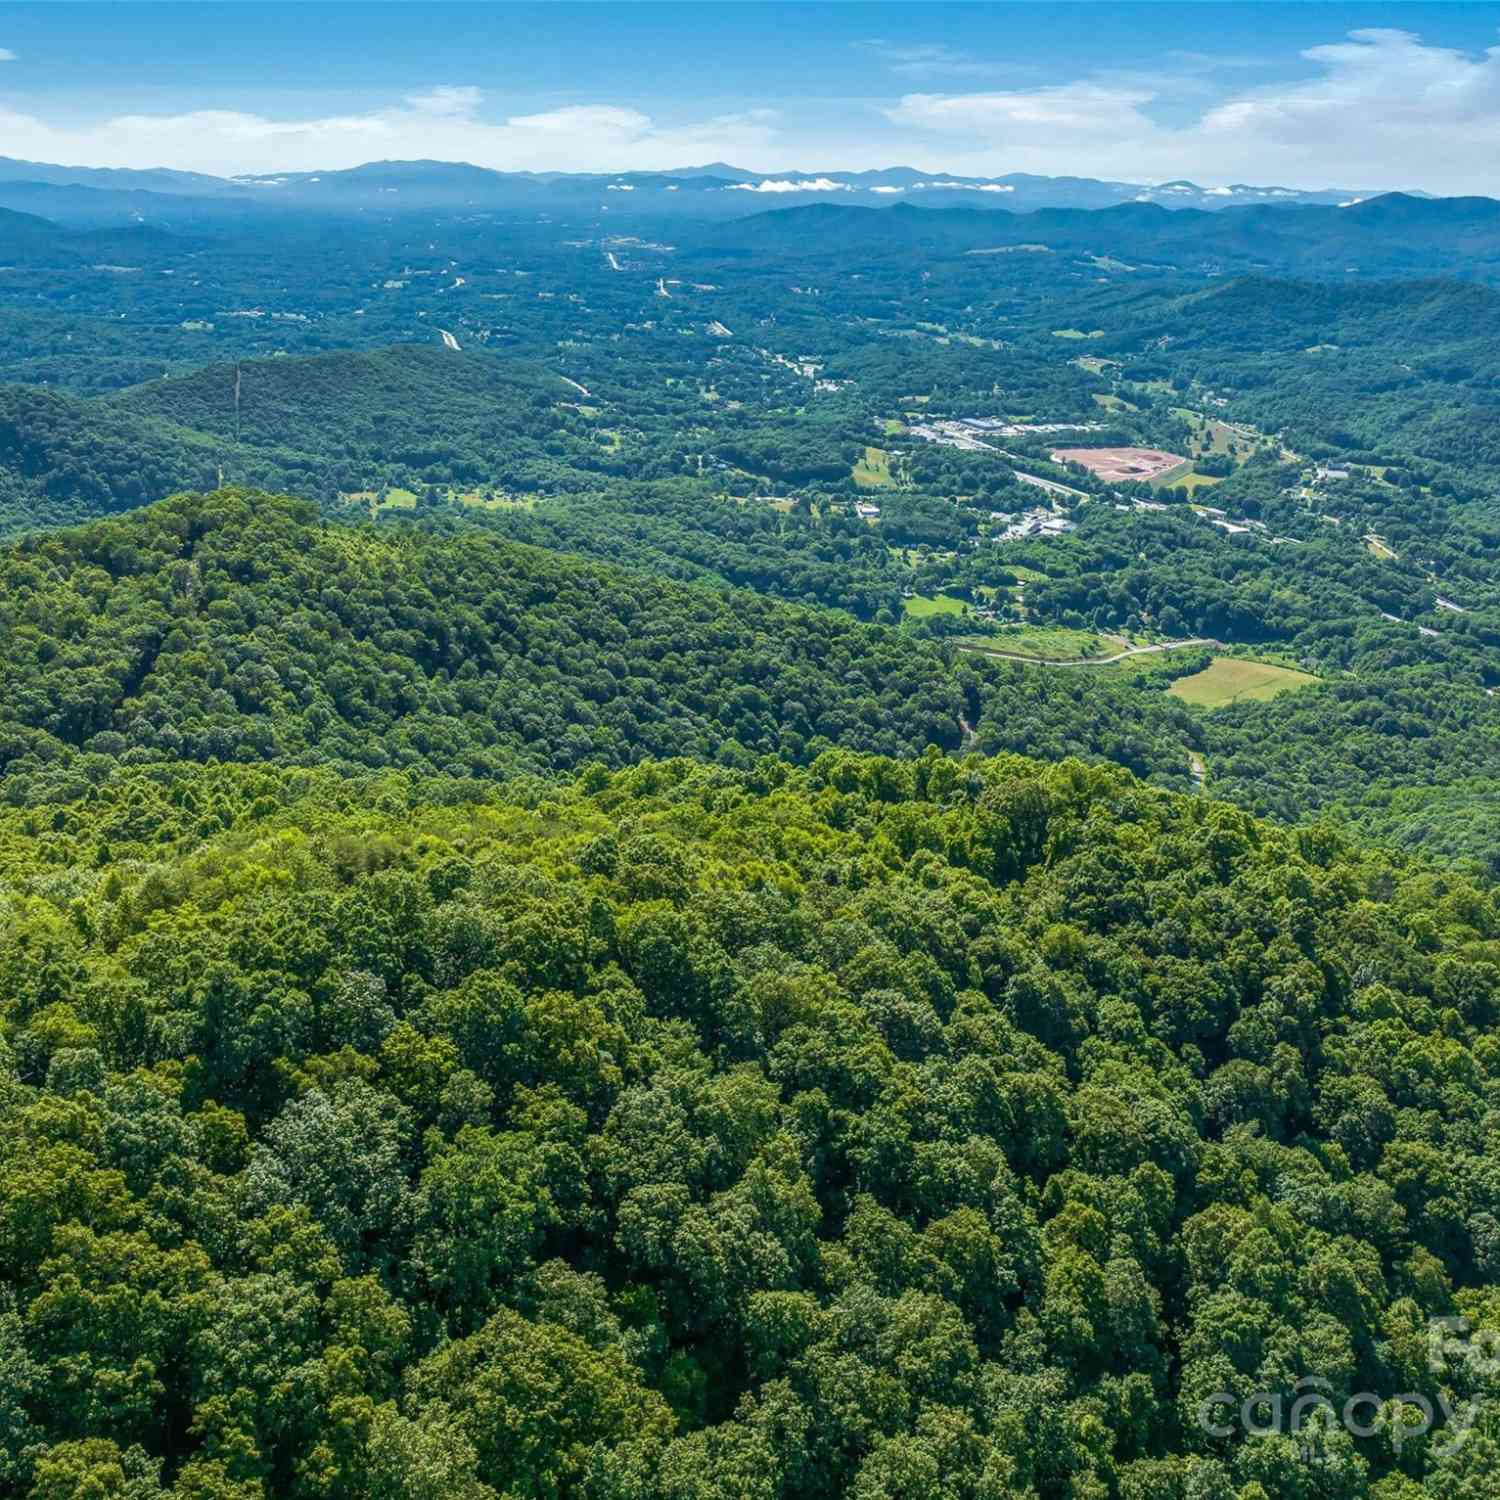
[233,363,242,445]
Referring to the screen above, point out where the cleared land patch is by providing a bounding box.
[903,593,969,619]
[1167,656,1318,708]
[853,446,895,488]
[960,625,1126,661]
[1051,446,1187,483]
[1163,469,1223,493]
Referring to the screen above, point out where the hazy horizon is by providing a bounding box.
[3,2,1500,193]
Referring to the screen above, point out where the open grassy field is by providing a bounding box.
[903,593,969,619]
[959,625,1123,661]
[1099,643,1215,680]
[1167,656,1318,708]
[372,487,420,510]
[1165,469,1223,493]
[350,487,536,515]
[456,492,536,512]
[853,446,894,488]
[1174,408,1255,456]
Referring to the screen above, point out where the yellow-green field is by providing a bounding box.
[1051,328,1104,340]
[960,625,1124,661]
[348,487,536,514]
[903,593,968,619]
[853,446,894,488]
[1167,656,1318,708]
[1167,470,1224,493]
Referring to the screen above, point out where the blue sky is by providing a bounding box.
[2,3,1500,190]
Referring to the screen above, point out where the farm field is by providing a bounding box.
[1167,656,1319,707]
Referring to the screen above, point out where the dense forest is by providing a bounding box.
[2,748,1499,1497]
[1,169,1500,1500]
[8,488,1500,868]
[0,491,1200,806]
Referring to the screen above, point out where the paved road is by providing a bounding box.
[959,637,1217,667]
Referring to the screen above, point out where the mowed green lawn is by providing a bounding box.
[1168,656,1318,708]
[903,592,968,619]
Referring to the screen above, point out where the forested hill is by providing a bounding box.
[0,383,224,534]
[0,346,617,537]
[106,345,571,457]
[0,489,1198,806]
[1099,276,1500,354]
[1,748,1498,1496]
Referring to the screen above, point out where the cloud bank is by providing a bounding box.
[0,90,782,178]
[885,29,1500,193]
[0,30,1496,192]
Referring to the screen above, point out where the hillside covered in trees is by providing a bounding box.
[0,490,1199,808]
[9,490,1500,868]
[1,748,1498,1497]
[1,170,1500,1500]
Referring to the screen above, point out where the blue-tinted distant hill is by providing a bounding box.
[702,193,1500,281]
[0,152,1403,225]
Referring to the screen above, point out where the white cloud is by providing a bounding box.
[854,40,996,80]
[0,48,14,62]
[887,81,1161,153]
[404,85,483,118]
[884,30,1500,193]
[505,104,652,138]
[727,177,851,193]
[911,180,1014,193]
[0,30,1497,193]
[0,91,780,177]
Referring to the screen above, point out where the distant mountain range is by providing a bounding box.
[3,145,1497,287]
[0,154,1424,226]
[704,194,1500,281]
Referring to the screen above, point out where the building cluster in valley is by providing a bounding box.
[907,416,1105,455]
[993,507,1076,540]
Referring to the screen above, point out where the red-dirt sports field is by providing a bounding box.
[1050,446,1187,482]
